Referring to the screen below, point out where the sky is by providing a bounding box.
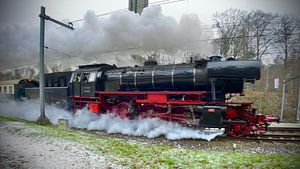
[0,0,299,72]
[0,0,299,25]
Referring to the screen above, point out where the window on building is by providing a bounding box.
[0,86,2,93]
[9,86,13,94]
[4,86,7,94]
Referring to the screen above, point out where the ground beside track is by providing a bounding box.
[269,122,300,128]
[0,120,124,169]
[0,116,300,169]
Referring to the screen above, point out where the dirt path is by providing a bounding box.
[0,122,125,169]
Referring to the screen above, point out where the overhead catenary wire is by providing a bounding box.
[70,0,186,24]
[2,28,297,72]
[0,0,186,71]
[2,0,299,72]
[0,33,277,72]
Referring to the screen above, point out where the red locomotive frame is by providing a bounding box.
[70,91,278,138]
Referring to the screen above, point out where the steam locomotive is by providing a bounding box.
[17,56,278,138]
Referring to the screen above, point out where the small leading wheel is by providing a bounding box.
[226,123,246,138]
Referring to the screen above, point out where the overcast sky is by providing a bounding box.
[0,0,299,71]
[0,0,299,25]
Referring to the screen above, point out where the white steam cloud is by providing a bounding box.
[0,5,214,71]
[0,95,223,141]
[0,96,72,123]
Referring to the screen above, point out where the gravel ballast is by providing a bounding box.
[1,120,300,168]
[0,122,125,169]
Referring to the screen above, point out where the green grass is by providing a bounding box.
[0,116,23,123]
[1,116,300,169]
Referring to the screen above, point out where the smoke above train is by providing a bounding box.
[0,5,213,71]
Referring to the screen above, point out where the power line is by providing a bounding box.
[3,1,299,71]
[0,45,138,71]
[1,35,298,72]
[44,46,74,58]
[0,46,77,71]
[70,0,185,24]
[1,29,297,72]
[0,34,260,71]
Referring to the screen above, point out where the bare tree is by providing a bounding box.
[17,67,35,79]
[249,10,275,60]
[213,9,299,64]
[273,15,300,69]
[51,63,63,73]
[214,9,254,59]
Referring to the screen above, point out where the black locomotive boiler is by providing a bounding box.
[19,56,278,138]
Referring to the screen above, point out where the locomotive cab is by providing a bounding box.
[69,70,99,97]
[69,63,115,97]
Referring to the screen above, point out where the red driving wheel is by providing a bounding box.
[115,102,131,119]
[226,123,246,138]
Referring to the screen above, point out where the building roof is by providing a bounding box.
[0,79,22,85]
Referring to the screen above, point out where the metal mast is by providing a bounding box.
[37,6,74,124]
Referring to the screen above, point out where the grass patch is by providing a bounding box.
[0,116,23,123]
[1,116,300,168]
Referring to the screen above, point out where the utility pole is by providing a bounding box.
[297,80,300,121]
[128,0,148,15]
[37,6,74,124]
[280,76,300,122]
[134,0,137,13]
[265,67,269,115]
[280,80,286,121]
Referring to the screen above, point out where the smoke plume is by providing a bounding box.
[0,95,223,141]
[0,5,213,71]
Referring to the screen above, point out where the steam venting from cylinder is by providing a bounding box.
[0,96,223,141]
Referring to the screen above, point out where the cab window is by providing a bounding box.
[72,73,81,82]
[88,72,97,82]
[71,72,96,82]
[82,73,89,82]
[70,73,75,83]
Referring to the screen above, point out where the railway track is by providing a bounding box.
[72,123,300,142]
[245,134,300,142]
[214,133,300,142]
[244,126,300,142]
[268,127,300,133]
